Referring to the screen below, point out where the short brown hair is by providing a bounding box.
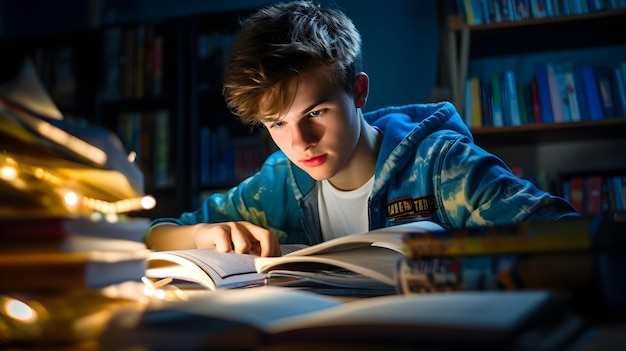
[222,0,362,125]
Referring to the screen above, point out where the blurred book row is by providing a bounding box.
[463,61,626,128]
[455,0,626,25]
[0,57,155,329]
[561,171,626,217]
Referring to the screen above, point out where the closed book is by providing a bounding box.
[491,74,504,127]
[562,63,581,121]
[0,216,150,243]
[586,175,603,216]
[480,77,493,127]
[535,63,554,123]
[517,83,529,125]
[504,70,522,126]
[547,63,565,122]
[402,218,593,258]
[581,65,604,120]
[0,250,150,290]
[569,176,584,214]
[470,76,483,128]
[530,78,543,123]
[574,65,591,120]
[610,66,626,117]
[595,65,615,118]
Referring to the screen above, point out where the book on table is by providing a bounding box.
[100,285,586,350]
[145,217,623,296]
[0,215,152,291]
[144,221,446,294]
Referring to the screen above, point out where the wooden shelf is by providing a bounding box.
[444,9,626,111]
[471,118,626,146]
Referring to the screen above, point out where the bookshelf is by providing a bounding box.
[442,3,626,215]
[0,9,272,219]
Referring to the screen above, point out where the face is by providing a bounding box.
[261,67,369,186]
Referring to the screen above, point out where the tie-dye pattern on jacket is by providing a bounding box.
[151,102,578,245]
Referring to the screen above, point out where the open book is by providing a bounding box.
[100,286,585,350]
[144,221,445,293]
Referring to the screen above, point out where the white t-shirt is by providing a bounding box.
[317,175,375,241]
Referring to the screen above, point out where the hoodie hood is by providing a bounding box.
[363,101,472,196]
[364,101,472,157]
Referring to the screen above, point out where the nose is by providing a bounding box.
[291,121,317,151]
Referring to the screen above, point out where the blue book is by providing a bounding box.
[574,66,591,121]
[534,63,554,123]
[610,67,626,117]
[581,65,604,120]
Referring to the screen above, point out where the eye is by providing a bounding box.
[308,109,325,118]
[271,120,286,129]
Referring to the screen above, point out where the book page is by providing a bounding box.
[284,221,444,257]
[147,249,267,290]
[256,246,401,286]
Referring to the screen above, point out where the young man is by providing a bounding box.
[145,0,577,256]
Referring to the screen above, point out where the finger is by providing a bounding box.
[238,222,281,257]
[230,223,254,254]
[213,228,234,253]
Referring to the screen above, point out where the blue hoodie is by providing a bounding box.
[151,102,578,244]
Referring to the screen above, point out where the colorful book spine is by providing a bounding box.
[547,63,565,122]
[562,63,581,122]
[534,63,554,123]
[401,218,592,258]
[491,74,504,127]
[574,66,590,121]
[581,65,604,120]
[504,70,522,126]
[529,78,542,123]
[595,65,615,118]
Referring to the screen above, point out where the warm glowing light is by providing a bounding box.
[141,195,156,210]
[64,191,79,206]
[0,165,17,180]
[4,298,38,324]
[105,213,119,223]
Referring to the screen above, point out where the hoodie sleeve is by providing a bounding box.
[149,151,310,243]
[437,138,579,227]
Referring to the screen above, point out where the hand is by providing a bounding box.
[193,221,282,257]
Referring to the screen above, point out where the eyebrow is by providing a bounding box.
[300,99,327,117]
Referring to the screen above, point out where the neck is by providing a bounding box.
[328,112,381,191]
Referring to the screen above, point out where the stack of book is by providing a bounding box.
[396,216,626,314]
[0,58,154,346]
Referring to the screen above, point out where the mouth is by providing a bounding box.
[301,154,328,168]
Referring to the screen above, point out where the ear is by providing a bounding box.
[353,72,369,108]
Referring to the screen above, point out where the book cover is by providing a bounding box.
[547,63,565,122]
[517,82,530,125]
[0,249,150,290]
[535,63,554,123]
[529,78,543,123]
[580,65,605,120]
[569,176,584,214]
[503,70,522,126]
[610,66,626,117]
[586,175,603,216]
[396,252,594,294]
[490,73,504,127]
[562,63,581,122]
[470,76,483,128]
[401,218,593,258]
[0,216,150,242]
[573,65,591,121]
[595,65,615,118]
